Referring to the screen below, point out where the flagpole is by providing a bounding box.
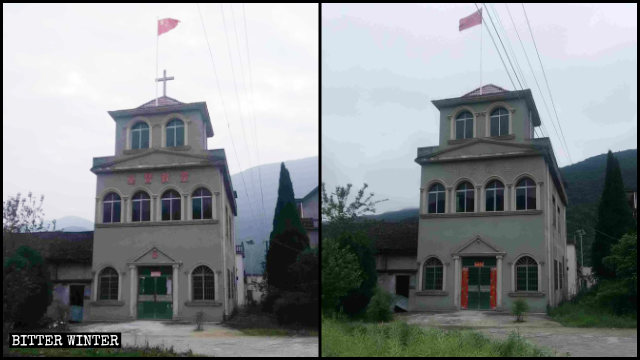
[479,7,483,95]
[155,17,159,106]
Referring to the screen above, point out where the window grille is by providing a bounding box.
[515,256,538,291]
[423,257,443,290]
[192,266,215,301]
[99,267,119,300]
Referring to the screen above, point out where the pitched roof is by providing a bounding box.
[462,84,509,97]
[3,231,94,264]
[367,220,418,255]
[137,96,184,108]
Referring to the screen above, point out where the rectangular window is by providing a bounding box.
[527,190,536,210]
[490,118,500,137]
[192,198,202,220]
[516,188,525,210]
[456,192,465,212]
[132,134,140,149]
[456,120,465,140]
[500,117,509,136]
[424,267,443,290]
[176,126,184,146]
[141,202,150,221]
[141,130,149,148]
[464,119,473,139]
[171,198,181,220]
[103,203,112,223]
[516,266,527,291]
[557,206,561,233]
[193,277,203,300]
[203,197,212,219]
[486,190,495,211]
[167,128,175,147]
[528,266,538,291]
[162,200,170,221]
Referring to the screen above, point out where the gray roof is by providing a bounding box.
[3,231,93,264]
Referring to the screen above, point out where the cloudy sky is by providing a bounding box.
[3,3,318,222]
[322,3,637,213]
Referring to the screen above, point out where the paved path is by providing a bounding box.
[400,311,637,357]
[70,321,318,357]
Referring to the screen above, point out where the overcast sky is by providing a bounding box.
[322,3,637,213]
[3,3,318,222]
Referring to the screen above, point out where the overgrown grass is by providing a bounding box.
[548,284,637,328]
[321,317,552,357]
[549,299,637,328]
[7,345,199,357]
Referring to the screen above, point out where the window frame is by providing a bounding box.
[422,257,444,291]
[455,111,474,140]
[515,177,536,210]
[165,119,185,148]
[489,107,510,137]
[130,122,150,150]
[98,267,119,301]
[192,187,213,220]
[161,190,182,221]
[515,256,538,292]
[485,180,505,212]
[102,192,121,223]
[427,183,446,214]
[131,191,151,222]
[455,181,475,213]
[192,265,215,301]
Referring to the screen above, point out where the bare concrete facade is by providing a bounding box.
[412,85,568,313]
[86,96,238,322]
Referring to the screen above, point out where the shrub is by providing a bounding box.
[512,299,529,322]
[366,287,393,322]
[195,311,204,331]
[335,232,377,316]
[595,279,637,315]
[273,291,317,326]
[3,246,52,329]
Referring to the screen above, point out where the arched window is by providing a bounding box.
[456,182,475,213]
[455,111,474,140]
[423,257,443,290]
[192,265,215,301]
[485,180,505,212]
[490,107,509,137]
[166,119,185,147]
[131,122,150,149]
[192,188,213,220]
[102,192,121,223]
[515,256,538,291]
[131,191,151,222]
[98,267,119,300]
[427,183,446,214]
[515,177,536,210]
[161,190,181,221]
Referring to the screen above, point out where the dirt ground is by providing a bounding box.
[399,311,637,357]
[70,321,318,357]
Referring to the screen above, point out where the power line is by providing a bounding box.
[474,3,517,90]
[481,3,523,90]
[521,4,573,165]
[196,3,258,238]
[219,4,264,228]
[487,4,528,89]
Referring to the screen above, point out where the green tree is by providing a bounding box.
[591,151,636,279]
[270,163,303,238]
[322,237,363,313]
[3,246,53,329]
[335,231,377,316]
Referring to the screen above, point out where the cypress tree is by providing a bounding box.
[265,163,308,291]
[591,151,636,280]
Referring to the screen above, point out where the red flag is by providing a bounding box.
[158,18,180,36]
[459,9,482,31]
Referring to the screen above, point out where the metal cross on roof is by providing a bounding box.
[156,69,174,98]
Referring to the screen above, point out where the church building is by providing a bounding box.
[85,73,238,322]
[411,84,568,313]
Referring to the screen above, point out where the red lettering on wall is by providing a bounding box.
[161,173,169,183]
[180,171,189,182]
[144,173,153,184]
[127,175,135,185]
[152,249,158,259]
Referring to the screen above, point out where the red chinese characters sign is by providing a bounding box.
[490,268,497,309]
[461,267,469,309]
[127,172,188,185]
[474,261,484,267]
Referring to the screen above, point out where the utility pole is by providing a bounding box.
[576,229,586,268]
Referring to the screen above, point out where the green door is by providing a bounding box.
[137,266,172,319]
[463,257,495,310]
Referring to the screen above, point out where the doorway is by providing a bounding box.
[395,275,410,298]
[137,266,173,319]
[461,257,496,310]
[69,285,84,322]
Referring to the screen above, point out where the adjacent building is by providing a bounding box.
[411,84,568,313]
[296,186,319,248]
